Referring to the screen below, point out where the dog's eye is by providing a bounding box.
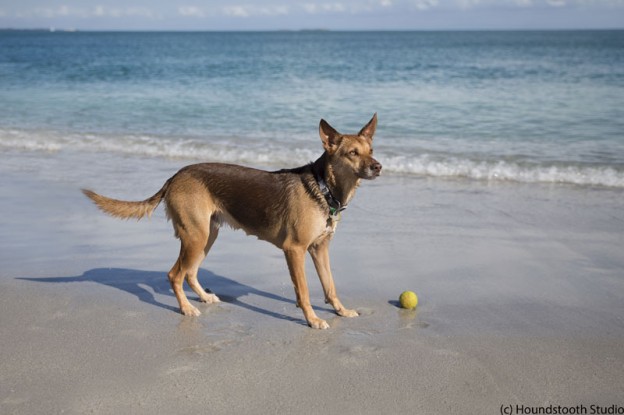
[349,150,358,156]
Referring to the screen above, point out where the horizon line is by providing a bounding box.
[2,27,624,33]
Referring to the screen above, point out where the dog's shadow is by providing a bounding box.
[18,268,330,325]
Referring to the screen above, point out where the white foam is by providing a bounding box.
[0,128,317,168]
[385,154,624,188]
[0,129,65,152]
[2,128,623,188]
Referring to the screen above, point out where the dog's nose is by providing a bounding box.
[371,161,382,174]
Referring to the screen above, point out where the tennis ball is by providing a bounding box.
[399,291,418,309]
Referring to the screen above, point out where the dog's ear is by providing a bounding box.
[319,119,342,154]
[358,113,377,141]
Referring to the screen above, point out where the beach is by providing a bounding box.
[2,29,624,414]
[1,148,623,414]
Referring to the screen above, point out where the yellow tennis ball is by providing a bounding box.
[399,291,418,309]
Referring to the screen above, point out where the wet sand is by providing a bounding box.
[1,151,623,414]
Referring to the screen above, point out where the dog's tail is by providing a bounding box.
[82,180,170,220]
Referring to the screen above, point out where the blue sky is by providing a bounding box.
[0,0,623,30]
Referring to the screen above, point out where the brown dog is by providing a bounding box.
[83,114,381,329]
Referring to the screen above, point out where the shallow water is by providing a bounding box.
[1,30,623,186]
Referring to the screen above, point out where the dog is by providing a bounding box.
[83,114,382,329]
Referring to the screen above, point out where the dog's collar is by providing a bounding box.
[312,166,347,220]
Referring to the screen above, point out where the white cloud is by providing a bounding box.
[455,0,483,9]
[451,0,615,8]
[16,5,159,19]
[303,3,318,13]
[302,2,349,14]
[30,5,82,18]
[414,0,439,10]
[178,6,205,17]
[222,5,250,17]
[455,0,578,8]
[258,5,290,15]
[124,7,157,18]
[221,4,290,17]
[324,3,347,12]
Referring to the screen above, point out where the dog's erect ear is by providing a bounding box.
[358,113,377,140]
[319,119,342,153]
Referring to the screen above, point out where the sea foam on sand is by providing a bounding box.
[1,149,623,414]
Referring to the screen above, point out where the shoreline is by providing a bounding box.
[2,129,624,188]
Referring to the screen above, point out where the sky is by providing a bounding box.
[0,0,623,31]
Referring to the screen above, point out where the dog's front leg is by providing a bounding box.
[308,239,359,318]
[284,246,329,329]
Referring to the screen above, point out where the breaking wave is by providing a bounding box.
[2,128,623,188]
[384,154,624,188]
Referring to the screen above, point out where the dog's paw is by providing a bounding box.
[200,293,221,304]
[337,308,359,318]
[308,317,330,330]
[181,304,201,317]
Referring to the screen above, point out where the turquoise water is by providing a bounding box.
[1,30,624,186]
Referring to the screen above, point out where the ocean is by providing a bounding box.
[1,30,624,187]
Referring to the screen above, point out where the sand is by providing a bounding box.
[1,150,623,414]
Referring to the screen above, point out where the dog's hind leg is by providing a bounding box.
[308,238,358,318]
[186,219,221,304]
[168,220,216,316]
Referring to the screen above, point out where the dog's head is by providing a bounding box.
[319,114,382,180]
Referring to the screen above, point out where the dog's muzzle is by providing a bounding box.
[369,160,382,178]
